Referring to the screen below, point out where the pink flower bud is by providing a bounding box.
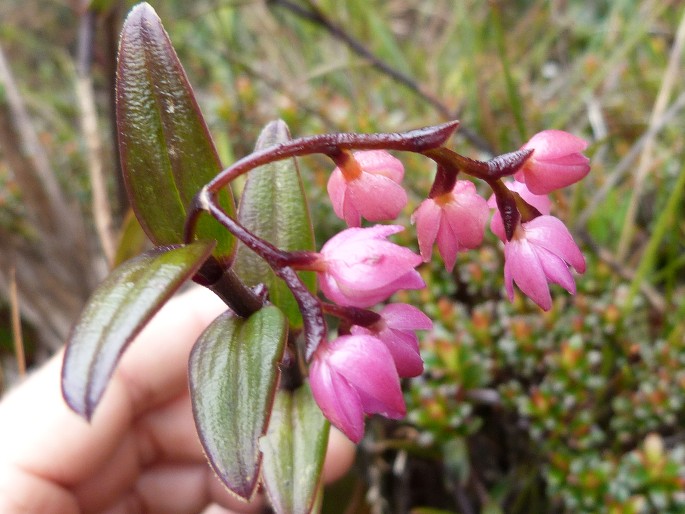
[327,150,408,227]
[488,181,552,241]
[514,130,590,194]
[503,216,586,310]
[309,334,406,443]
[411,180,489,271]
[317,225,425,308]
[351,303,431,378]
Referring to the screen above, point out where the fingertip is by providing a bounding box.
[322,427,356,484]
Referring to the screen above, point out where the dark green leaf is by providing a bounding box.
[260,385,329,514]
[189,305,287,500]
[233,120,316,328]
[61,240,215,420]
[116,3,235,260]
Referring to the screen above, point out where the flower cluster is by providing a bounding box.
[308,130,590,441]
[309,304,431,442]
[305,225,431,442]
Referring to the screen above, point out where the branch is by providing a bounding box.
[267,0,493,153]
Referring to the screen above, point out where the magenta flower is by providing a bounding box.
[411,180,489,270]
[316,225,425,308]
[488,181,552,241]
[309,334,406,443]
[351,303,431,378]
[327,150,408,227]
[514,130,590,194]
[504,216,586,310]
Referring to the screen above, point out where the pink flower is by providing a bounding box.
[411,180,489,270]
[351,303,431,378]
[309,334,406,443]
[327,150,407,227]
[317,225,425,308]
[488,181,552,241]
[514,130,590,194]
[504,216,586,310]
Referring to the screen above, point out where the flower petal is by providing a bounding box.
[380,304,433,331]
[352,305,428,379]
[321,225,403,255]
[327,169,347,220]
[504,238,552,310]
[521,159,590,195]
[342,190,362,227]
[309,355,365,443]
[327,241,423,291]
[535,246,577,294]
[348,173,407,222]
[443,197,488,249]
[378,329,423,377]
[522,130,588,159]
[354,150,404,182]
[412,199,442,262]
[328,335,406,418]
[436,217,460,271]
[524,216,586,273]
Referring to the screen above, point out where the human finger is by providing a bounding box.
[0,287,226,495]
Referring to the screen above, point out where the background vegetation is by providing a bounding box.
[1,0,684,512]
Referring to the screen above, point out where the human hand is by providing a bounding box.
[0,287,355,513]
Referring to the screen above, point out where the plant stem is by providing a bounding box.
[203,198,327,359]
[428,165,458,198]
[322,304,382,328]
[206,121,459,194]
[185,122,460,243]
[207,268,265,318]
[422,147,532,181]
[488,179,520,241]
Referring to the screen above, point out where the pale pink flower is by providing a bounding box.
[327,150,407,227]
[316,225,425,308]
[504,216,586,311]
[309,334,406,443]
[351,303,431,378]
[488,181,552,241]
[514,130,590,194]
[411,180,489,271]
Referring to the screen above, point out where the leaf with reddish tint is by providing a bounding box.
[116,3,235,261]
[189,305,287,500]
[61,240,215,420]
[260,385,329,514]
[233,120,316,329]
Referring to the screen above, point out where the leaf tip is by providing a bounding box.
[121,2,164,41]
[255,119,292,151]
[60,362,94,423]
[126,2,157,22]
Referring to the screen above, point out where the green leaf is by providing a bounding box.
[189,305,287,500]
[233,120,316,328]
[116,3,236,261]
[61,240,215,420]
[112,209,148,268]
[260,385,330,514]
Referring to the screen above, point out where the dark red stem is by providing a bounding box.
[421,147,533,181]
[185,121,460,244]
[322,303,382,328]
[206,121,459,194]
[428,165,458,198]
[488,180,520,241]
[204,198,326,359]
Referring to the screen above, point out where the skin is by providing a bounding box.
[0,287,355,513]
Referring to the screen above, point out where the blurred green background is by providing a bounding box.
[1,0,684,512]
